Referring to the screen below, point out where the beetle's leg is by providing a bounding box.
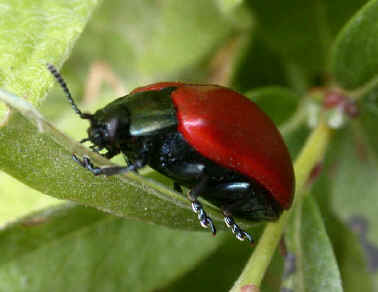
[205,181,253,243]
[188,175,216,235]
[222,210,253,243]
[72,154,146,176]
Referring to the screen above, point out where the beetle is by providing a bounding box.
[47,64,295,243]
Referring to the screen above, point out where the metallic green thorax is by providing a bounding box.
[127,87,177,136]
[95,87,178,137]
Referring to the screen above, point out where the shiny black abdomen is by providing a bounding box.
[143,130,282,221]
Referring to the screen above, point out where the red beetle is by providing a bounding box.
[48,65,295,243]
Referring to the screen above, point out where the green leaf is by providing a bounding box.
[245,86,300,126]
[0,89,253,230]
[215,0,244,14]
[331,0,378,90]
[159,224,283,292]
[247,0,367,83]
[231,30,313,95]
[158,227,263,292]
[231,33,289,92]
[327,216,374,292]
[260,250,285,292]
[328,127,378,245]
[40,0,246,127]
[0,204,226,292]
[0,0,101,120]
[67,0,238,84]
[313,157,374,292]
[292,196,343,292]
[0,172,60,224]
[360,85,378,154]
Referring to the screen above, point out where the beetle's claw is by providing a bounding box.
[72,154,102,176]
[199,219,208,229]
[191,201,216,236]
[243,231,253,243]
[224,216,253,244]
[72,154,88,168]
[207,217,216,235]
[72,153,81,164]
[236,232,245,241]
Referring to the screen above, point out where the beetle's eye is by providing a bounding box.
[93,132,101,142]
[90,127,109,146]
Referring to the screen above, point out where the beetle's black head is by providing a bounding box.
[85,121,113,152]
[84,107,129,155]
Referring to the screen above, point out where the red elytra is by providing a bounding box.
[133,82,295,209]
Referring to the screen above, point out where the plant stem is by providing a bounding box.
[230,120,332,292]
[279,104,307,137]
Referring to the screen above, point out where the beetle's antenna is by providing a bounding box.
[47,64,92,120]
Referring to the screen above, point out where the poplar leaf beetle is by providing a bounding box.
[47,64,295,243]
